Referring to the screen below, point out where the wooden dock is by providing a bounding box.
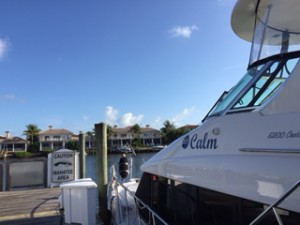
[0,188,62,225]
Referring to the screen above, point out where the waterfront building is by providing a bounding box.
[0,131,28,151]
[38,126,73,151]
[108,125,161,147]
[179,124,198,131]
[1,124,196,152]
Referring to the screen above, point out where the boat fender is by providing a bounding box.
[118,153,129,179]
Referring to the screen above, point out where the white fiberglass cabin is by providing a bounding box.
[108,0,300,224]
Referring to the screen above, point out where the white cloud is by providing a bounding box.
[171,107,196,126]
[169,25,198,39]
[0,94,16,102]
[105,106,119,125]
[0,94,27,104]
[82,115,89,121]
[120,112,144,127]
[0,38,9,60]
[104,106,143,127]
[152,116,162,129]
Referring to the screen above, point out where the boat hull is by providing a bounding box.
[141,112,300,213]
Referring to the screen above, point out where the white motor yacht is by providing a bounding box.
[108,0,300,224]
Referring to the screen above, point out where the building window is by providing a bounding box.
[42,142,50,148]
[14,144,25,151]
[53,142,63,149]
[53,136,61,141]
[45,136,50,141]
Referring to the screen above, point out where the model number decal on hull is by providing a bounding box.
[182,133,218,150]
[268,131,300,139]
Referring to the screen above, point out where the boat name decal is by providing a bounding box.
[268,130,300,139]
[182,132,218,150]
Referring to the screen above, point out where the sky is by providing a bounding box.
[0,0,251,137]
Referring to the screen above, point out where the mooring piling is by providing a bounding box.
[95,123,108,225]
[79,131,86,179]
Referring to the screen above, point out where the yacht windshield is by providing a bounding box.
[206,56,299,119]
[250,0,300,66]
[207,66,262,116]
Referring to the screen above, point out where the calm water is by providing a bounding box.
[85,152,156,182]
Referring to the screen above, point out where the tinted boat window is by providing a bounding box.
[232,57,298,110]
[135,173,300,224]
[207,65,263,117]
[205,54,299,121]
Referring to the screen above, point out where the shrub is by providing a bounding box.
[65,141,79,150]
[132,137,142,148]
[41,148,54,157]
[27,143,39,153]
[13,151,31,158]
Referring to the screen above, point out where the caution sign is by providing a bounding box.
[52,150,75,183]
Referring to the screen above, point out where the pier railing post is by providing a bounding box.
[95,123,108,225]
[79,131,86,179]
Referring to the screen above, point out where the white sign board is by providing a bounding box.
[52,149,75,183]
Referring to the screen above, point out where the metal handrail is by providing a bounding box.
[134,195,168,225]
[113,179,168,225]
[250,179,300,225]
[109,158,168,225]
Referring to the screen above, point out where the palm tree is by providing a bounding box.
[160,120,176,145]
[160,120,175,135]
[23,124,41,144]
[129,124,142,148]
[129,124,141,138]
[106,124,113,138]
[87,125,114,148]
[86,130,95,140]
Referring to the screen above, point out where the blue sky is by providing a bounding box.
[0,0,250,137]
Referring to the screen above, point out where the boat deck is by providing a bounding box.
[0,188,62,225]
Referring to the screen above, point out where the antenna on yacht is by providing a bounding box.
[281,31,290,54]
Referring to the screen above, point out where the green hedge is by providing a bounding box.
[13,151,32,158]
[41,149,54,156]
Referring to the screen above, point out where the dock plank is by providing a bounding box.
[0,188,62,223]
[0,215,62,225]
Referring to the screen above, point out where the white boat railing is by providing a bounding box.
[135,195,168,225]
[115,180,168,225]
[109,159,168,225]
[250,179,300,225]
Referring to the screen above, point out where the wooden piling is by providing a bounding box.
[95,123,108,225]
[79,131,86,179]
